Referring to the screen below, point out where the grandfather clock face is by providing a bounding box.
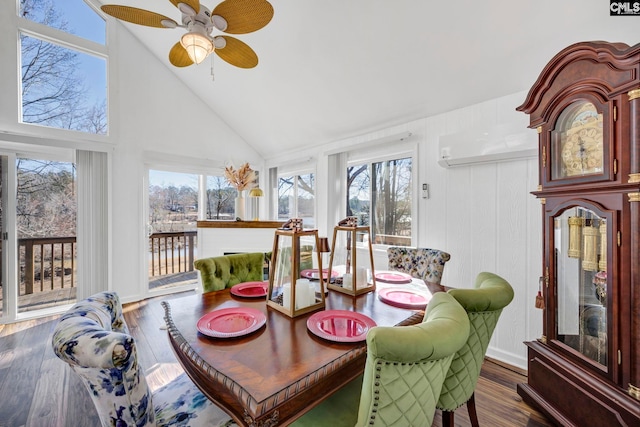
[552,101,604,179]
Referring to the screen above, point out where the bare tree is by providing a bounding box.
[346,159,411,240]
[19,0,107,134]
[206,177,234,219]
[347,164,369,219]
[16,159,76,238]
[372,159,412,238]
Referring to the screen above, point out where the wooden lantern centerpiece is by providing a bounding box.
[327,217,376,296]
[267,218,326,317]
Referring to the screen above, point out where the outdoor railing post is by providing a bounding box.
[24,240,34,295]
[188,233,195,272]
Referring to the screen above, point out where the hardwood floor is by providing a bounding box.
[0,291,554,427]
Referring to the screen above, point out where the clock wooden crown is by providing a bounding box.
[518,41,640,191]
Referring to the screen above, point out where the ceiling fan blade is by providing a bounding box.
[101,5,178,28]
[168,0,200,15]
[169,42,194,67]
[211,0,274,34]
[214,36,258,68]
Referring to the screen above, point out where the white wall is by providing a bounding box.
[290,91,542,369]
[423,92,543,368]
[1,2,541,368]
[107,18,264,303]
[0,3,263,306]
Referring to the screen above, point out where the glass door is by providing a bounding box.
[0,150,78,322]
[0,156,6,318]
[16,158,77,313]
[147,169,199,292]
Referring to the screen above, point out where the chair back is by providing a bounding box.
[194,252,265,292]
[386,247,451,284]
[357,292,470,426]
[52,291,155,427]
[437,272,515,411]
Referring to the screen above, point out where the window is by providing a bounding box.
[20,0,106,44]
[18,0,108,134]
[347,157,412,246]
[145,166,250,293]
[278,173,315,228]
[205,175,235,220]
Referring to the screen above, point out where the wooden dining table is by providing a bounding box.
[161,276,437,426]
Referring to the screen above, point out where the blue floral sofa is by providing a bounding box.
[51,291,234,426]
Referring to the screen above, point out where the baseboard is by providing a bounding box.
[484,356,527,376]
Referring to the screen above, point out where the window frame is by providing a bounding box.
[276,171,316,228]
[15,1,109,140]
[346,144,417,249]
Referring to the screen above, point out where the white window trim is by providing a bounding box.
[276,166,317,223]
[346,142,418,249]
[14,1,110,143]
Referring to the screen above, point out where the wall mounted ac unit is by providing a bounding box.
[437,122,537,168]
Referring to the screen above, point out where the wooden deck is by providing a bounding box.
[0,270,197,315]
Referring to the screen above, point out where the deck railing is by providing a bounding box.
[16,231,197,297]
[18,237,77,296]
[148,231,197,277]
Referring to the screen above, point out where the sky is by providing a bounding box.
[58,0,107,105]
[55,0,105,45]
[149,170,199,189]
[21,0,107,106]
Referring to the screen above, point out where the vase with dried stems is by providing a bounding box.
[224,162,256,220]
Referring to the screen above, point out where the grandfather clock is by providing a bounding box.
[517,41,640,426]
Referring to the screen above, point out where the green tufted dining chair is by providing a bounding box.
[437,272,515,427]
[194,252,266,293]
[386,247,451,285]
[292,291,471,427]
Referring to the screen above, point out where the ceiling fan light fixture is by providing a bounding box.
[180,31,213,65]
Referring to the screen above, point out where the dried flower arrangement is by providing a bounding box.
[224,162,256,192]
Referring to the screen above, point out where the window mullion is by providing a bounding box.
[18,19,107,58]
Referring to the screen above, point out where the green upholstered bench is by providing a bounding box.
[194,252,266,293]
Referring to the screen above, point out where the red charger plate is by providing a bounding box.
[230,281,269,298]
[378,288,431,309]
[374,271,413,284]
[197,307,266,338]
[300,269,340,280]
[307,310,376,342]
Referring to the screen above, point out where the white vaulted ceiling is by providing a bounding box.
[96,0,639,159]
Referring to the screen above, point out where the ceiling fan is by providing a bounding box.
[100,0,274,68]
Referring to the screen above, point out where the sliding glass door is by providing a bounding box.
[0,150,78,322]
[147,169,199,292]
[16,157,77,313]
[0,156,7,318]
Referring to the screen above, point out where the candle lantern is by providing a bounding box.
[267,218,326,317]
[327,217,376,296]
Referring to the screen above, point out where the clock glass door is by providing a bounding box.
[551,101,604,180]
[554,206,608,369]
